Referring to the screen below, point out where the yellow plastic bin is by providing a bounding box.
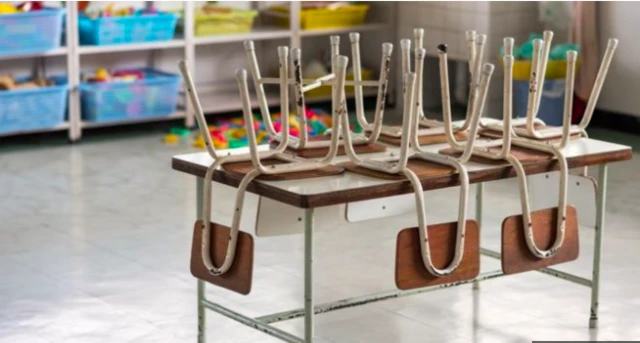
[511,59,581,80]
[194,7,258,36]
[270,4,369,30]
[306,69,373,98]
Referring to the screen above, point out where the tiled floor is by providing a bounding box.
[1,128,639,342]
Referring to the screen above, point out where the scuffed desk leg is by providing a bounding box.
[590,165,608,328]
[304,208,315,342]
[198,280,206,342]
[197,177,207,342]
[473,182,484,291]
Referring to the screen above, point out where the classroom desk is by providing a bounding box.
[172,137,632,343]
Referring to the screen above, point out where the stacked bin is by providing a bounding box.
[77,12,180,122]
[0,8,67,134]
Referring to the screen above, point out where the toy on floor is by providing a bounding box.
[190,108,334,150]
[163,127,191,145]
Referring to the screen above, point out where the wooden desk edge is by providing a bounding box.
[172,148,632,209]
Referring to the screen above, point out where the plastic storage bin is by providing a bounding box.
[0,8,64,56]
[78,12,178,45]
[0,76,68,134]
[512,59,581,80]
[194,7,258,36]
[271,4,369,30]
[80,69,179,123]
[514,79,566,126]
[306,69,373,98]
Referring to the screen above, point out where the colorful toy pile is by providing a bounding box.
[0,61,53,91]
[0,1,43,14]
[165,107,364,149]
[172,109,332,149]
[190,108,332,149]
[82,2,158,19]
[0,75,52,90]
[84,68,144,83]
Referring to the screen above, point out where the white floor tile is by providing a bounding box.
[1,130,639,342]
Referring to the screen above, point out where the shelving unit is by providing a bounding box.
[0,47,68,61]
[77,39,186,55]
[193,28,292,45]
[299,23,389,37]
[0,2,396,142]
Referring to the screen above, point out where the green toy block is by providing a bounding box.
[170,127,191,137]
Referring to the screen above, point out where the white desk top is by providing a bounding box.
[172,138,632,208]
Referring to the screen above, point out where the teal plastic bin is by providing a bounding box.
[0,8,64,56]
[0,76,68,134]
[80,68,179,122]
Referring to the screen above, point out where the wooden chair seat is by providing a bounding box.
[440,144,580,274]
[223,158,344,180]
[396,220,480,290]
[340,157,456,181]
[272,135,387,158]
[191,220,254,295]
[501,206,579,274]
[479,123,581,141]
[378,130,468,146]
[438,144,554,165]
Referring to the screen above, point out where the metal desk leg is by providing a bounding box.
[304,208,315,342]
[590,164,608,328]
[196,177,207,343]
[473,182,484,290]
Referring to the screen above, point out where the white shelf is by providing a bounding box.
[78,40,185,55]
[0,47,67,61]
[0,122,70,138]
[300,23,390,37]
[1,2,395,142]
[194,28,291,45]
[81,111,186,129]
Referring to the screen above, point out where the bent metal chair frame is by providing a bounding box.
[482,31,619,141]
[244,35,391,150]
[179,48,350,276]
[340,34,495,276]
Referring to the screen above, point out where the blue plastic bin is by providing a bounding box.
[78,13,178,45]
[0,8,64,56]
[80,69,180,122]
[0,76,68,134]
[514,79,566,126]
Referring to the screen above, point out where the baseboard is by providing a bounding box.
[591,109,640,133]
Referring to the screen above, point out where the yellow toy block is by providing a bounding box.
[192,135,206,148]
[256,131,267,143]
[229,128,246,139]
[212,137,228,149]
[163,134,179,145]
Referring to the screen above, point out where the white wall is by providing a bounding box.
[597,2,640,118]
[396,1,541,119]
